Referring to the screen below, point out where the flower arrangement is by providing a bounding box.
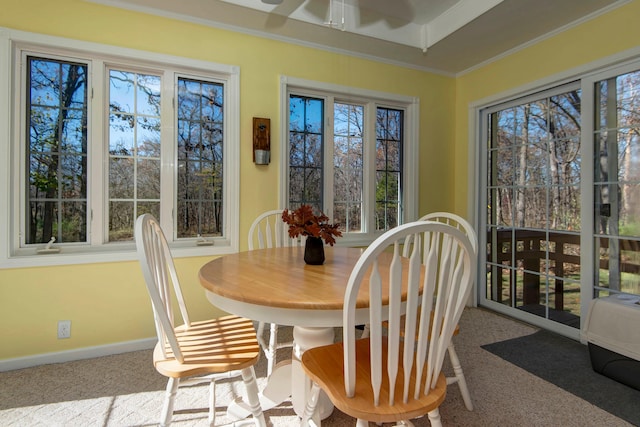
[282,204,342,246]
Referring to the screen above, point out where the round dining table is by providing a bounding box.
[198,245,398,419]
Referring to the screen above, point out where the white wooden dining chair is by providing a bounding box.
[401,211,477,411]
[135,214,266,427]
[248,210,302,377]
[402,212,478,256]
[301,221,476,427]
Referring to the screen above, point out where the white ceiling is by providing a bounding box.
[92,0,626,75]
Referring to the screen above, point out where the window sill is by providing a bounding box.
[1,243,236,269]
[333,234,382,249]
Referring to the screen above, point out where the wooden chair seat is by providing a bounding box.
[154,315,260,378]
[300,221,476,426]
[135,214,265,427]
[302,338,447,424]
[401,212,477,412]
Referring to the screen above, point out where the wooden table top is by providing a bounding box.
[199,246,375,311]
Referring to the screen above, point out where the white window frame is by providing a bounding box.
[581,59,640,301]
[469,45,640,338]
[279,76,419,247]
[0,28,240,268]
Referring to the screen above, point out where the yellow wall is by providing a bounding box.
[453,0,640,215]
[0,0,455,360]
[4,0,638,363]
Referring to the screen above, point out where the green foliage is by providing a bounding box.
[30,171,58,192]
[620,221,640,237]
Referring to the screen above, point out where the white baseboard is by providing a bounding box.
[0,338,157,372]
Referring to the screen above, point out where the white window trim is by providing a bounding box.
[468,44,640,337]
[279,75,419,247]
[580,58,640,315]
[0,27,240,268]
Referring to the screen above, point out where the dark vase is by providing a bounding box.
[304,236,325,265]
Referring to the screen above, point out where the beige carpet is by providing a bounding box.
[0,308,633,426]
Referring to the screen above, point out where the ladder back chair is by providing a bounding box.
[248,210,302,377]
[135,214,266,427]
[401,211,477,411]
[301,221,476,427]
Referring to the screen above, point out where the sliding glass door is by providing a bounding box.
[482,83,583,336]
[479,60,640,337]
[590,66,640,300]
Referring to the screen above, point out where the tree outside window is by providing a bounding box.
[19,49,234,256]
[27,57,88,244]
[287,93,405,237]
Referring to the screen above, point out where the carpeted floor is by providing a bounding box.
[482,329,640,425]
[0,308,635,426]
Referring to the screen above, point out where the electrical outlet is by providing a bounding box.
[58,320,71,339]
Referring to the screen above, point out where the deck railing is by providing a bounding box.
[490,230,579,311]
[490,229,640,312]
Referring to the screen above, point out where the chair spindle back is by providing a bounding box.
[248,209,303,250]
[135,214,190,363]
[343,221,476,407]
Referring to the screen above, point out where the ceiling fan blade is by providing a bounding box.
[264,0,308,28]
[263,0,329,29]
[303,0,330,22]
[356,0,414,28]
